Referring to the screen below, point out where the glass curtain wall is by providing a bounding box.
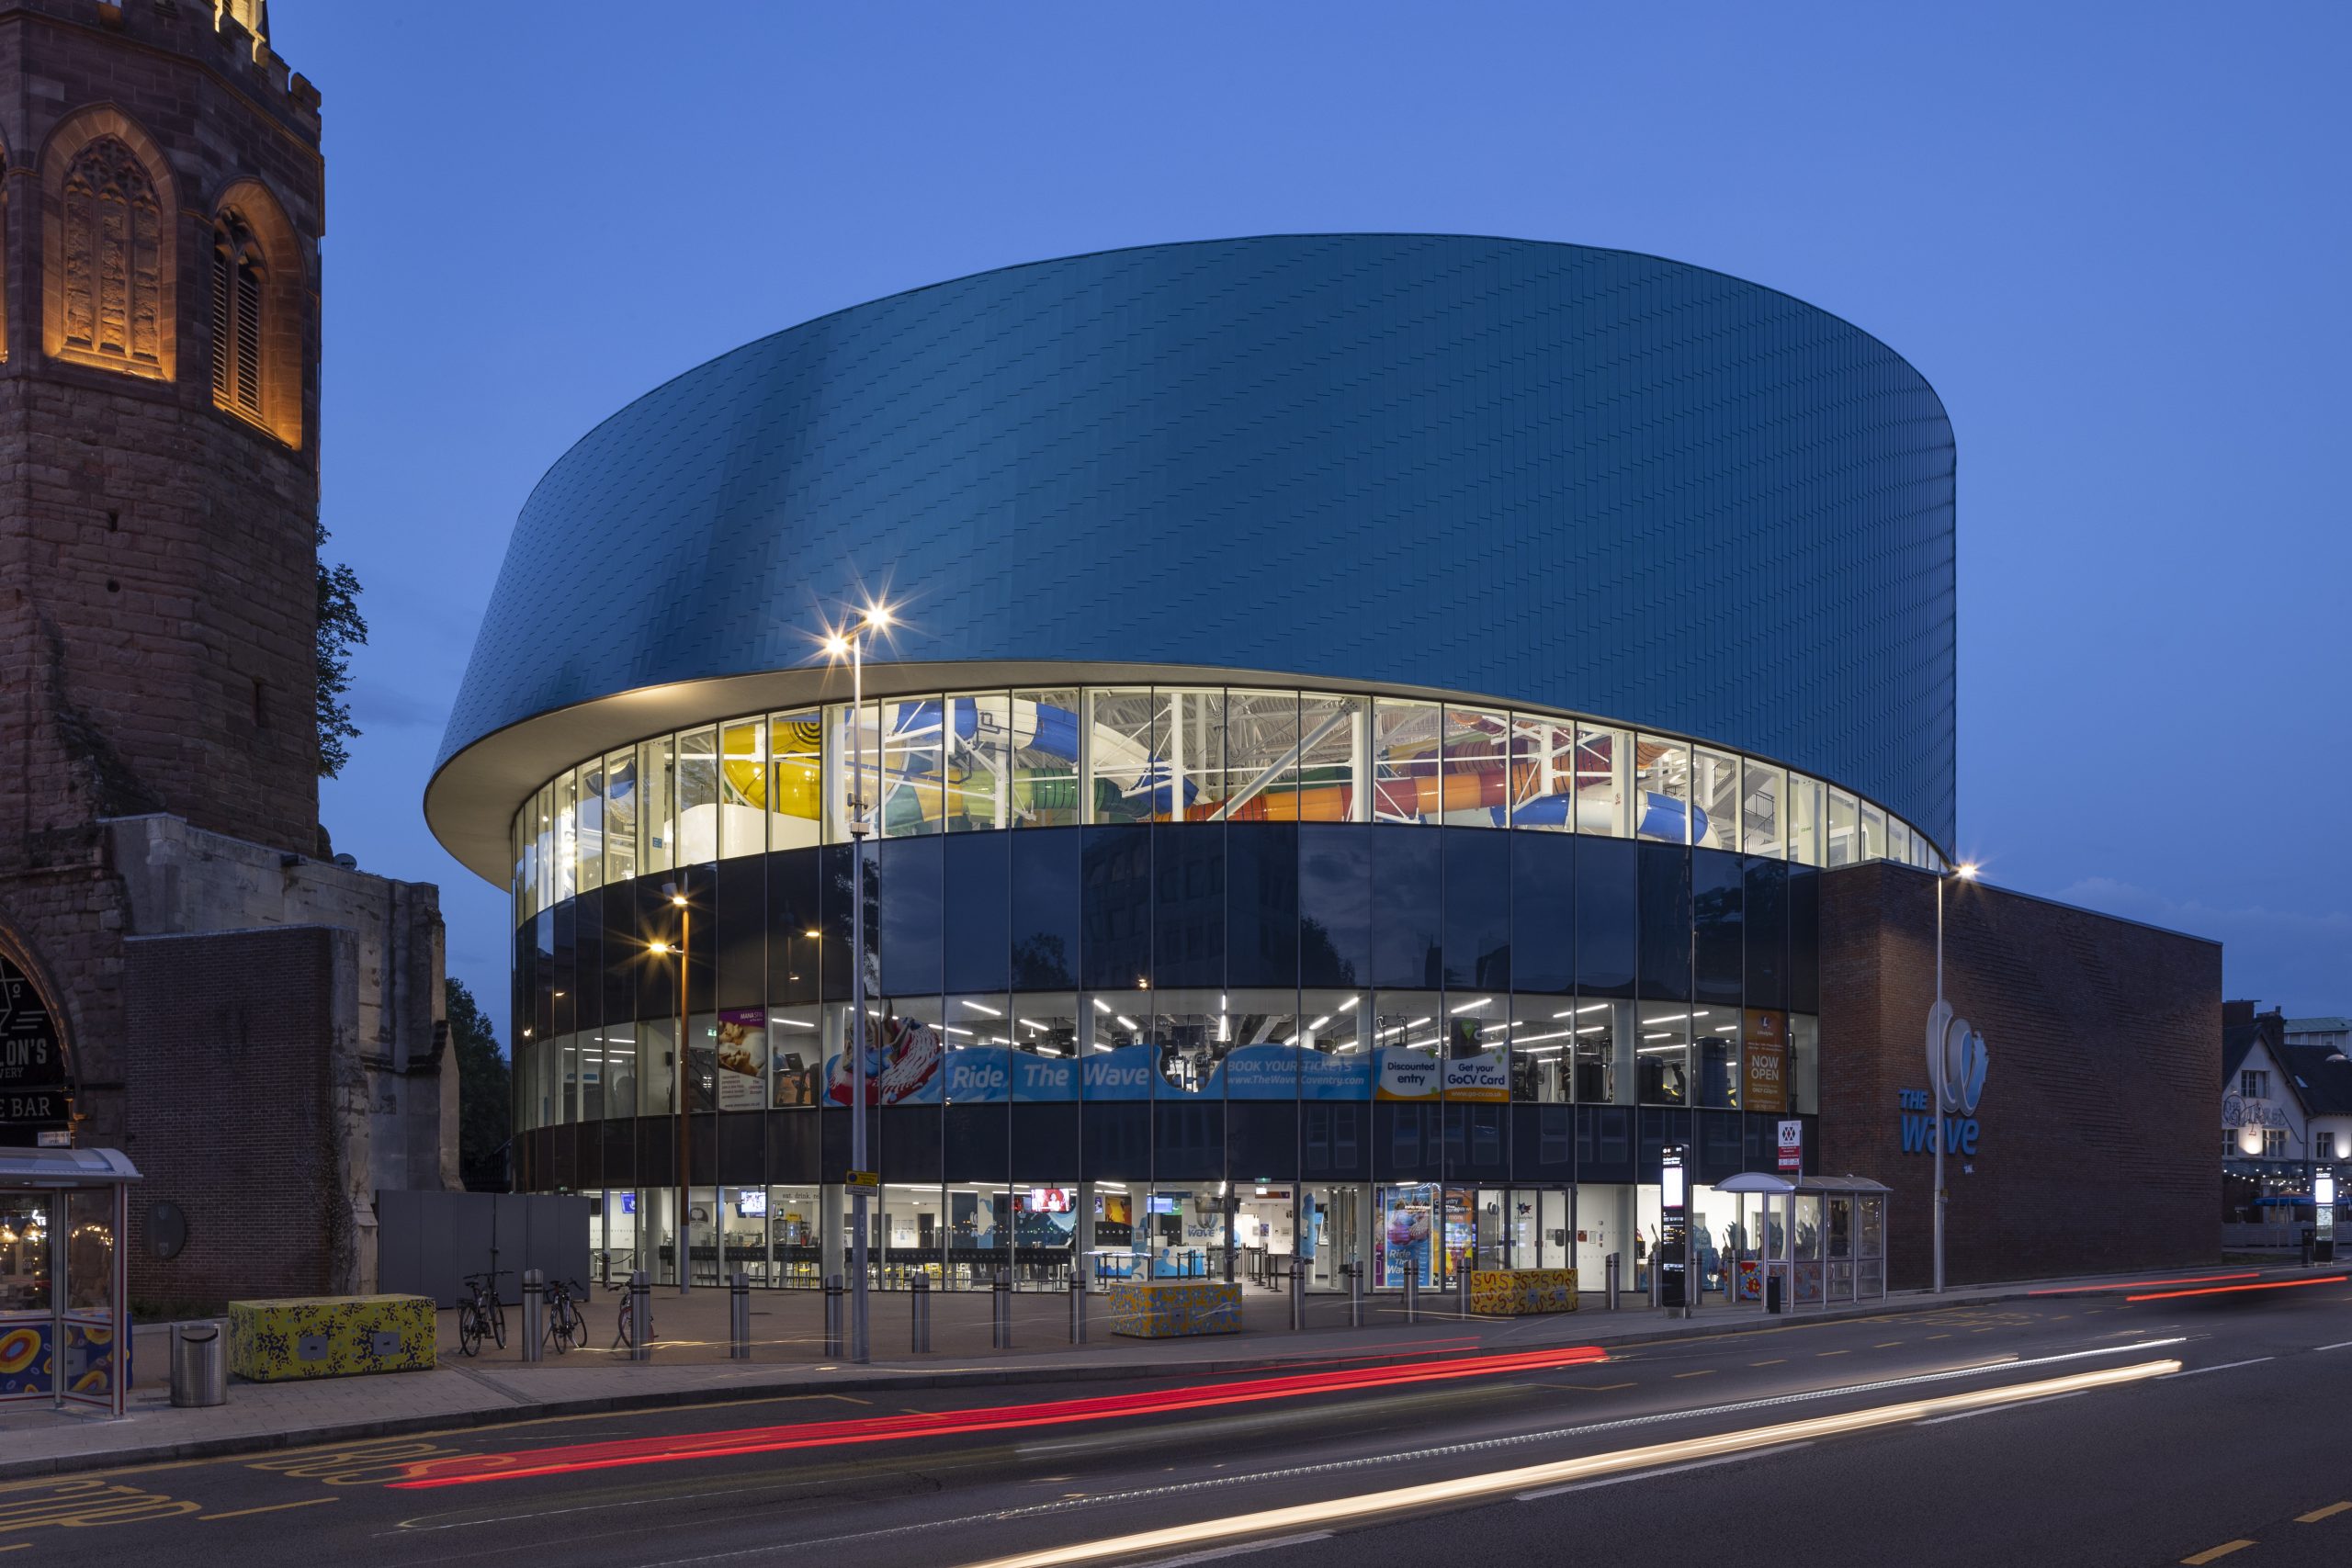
[512,684,1944,919]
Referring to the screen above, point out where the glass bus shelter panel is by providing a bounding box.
[1858,1193,1887,1299]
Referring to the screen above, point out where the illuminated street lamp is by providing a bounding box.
[650,874,694,1295]
[820,598,892,1365]
[1932,860,1979,1294]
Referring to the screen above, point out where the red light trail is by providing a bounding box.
[2027,1272,2260,1296]
[2125,1275,2347,1303]
[390,1341,1611,1489]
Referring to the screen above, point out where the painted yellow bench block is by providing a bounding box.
[1103,1280,1242,1337]
[1468,1268,1578,1314]
[227,1293,435,1381]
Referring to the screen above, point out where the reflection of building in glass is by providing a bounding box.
[435,233,2144,1294]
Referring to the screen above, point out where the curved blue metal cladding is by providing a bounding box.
[440,235,1956,844]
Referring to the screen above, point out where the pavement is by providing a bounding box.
[9,1261,2351,1567]
[0,1261,2294,1480]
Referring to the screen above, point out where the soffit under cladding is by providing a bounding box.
[431,235,1958,881]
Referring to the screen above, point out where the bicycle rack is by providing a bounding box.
[628,1269,653,1361]
[521,1269,545,1363]
[729,1271,752,1360]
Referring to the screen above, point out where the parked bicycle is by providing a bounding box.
[457,1270,510,1357]
[544,1277,588,1354]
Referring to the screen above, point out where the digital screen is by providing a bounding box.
[620,1192,636,1215]
[1661,1156,1686,1213]
[2318,1170,2337,1208]
[737,1190,769,1218]
[1025,1187,1073,1213]
[1148,1195,1181,1214]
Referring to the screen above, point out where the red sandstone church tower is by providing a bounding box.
[0,0,452,1300]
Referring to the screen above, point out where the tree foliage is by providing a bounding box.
[316,521,368,778]
[448,978,512,1192]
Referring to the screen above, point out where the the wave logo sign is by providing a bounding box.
[1898,1089,1976,1156]
[1925,999,1988,1117]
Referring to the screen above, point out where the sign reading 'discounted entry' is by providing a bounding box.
[0,956,70,1128]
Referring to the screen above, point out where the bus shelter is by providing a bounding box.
[0,1146,138,1416]
[1715,1172,1890,1313]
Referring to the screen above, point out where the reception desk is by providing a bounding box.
[1102,1279,1242,1338]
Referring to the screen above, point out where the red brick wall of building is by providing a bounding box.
[1819,862,2220,1289]
[121,923,347,1304]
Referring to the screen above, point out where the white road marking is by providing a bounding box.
[1140,1532,1332,1566]
[2165,1358,2275,1380]
[2315,1340,2352,1352]
[1917,1391,2086,1425]
[1517,1442,1813,1499]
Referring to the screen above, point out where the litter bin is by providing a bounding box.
[1766,1274,1784,1314]
[2302,1226,2316,1268]
[171,1321,227,1407]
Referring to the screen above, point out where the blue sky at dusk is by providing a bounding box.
[272,3,2350,1029]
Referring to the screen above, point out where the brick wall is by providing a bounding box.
[1819,863,2220,1288]
[121,923,359,1304]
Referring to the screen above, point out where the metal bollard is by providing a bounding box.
[729,1270,751,1360]
[1605,1252,1621,1312]
[1648,1254,1661,1308]
[1290,1264,1306,1331]
[1456,1263,1473,1321]
[911,1271,932,1353]
[521,1269,545,1363]
[822,1274,845,1359]
[1347,1262,1365,1328]
[992,1268,1013,1350]
[1069,1272,1088,1345]
[628,1269,653,1362]
[1404,1269,1420,1325]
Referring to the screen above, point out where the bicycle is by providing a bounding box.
[457,1270,509,1357]
[544,1278,587,1354]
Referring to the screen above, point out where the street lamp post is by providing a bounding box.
[1932,860,1978,1294]
[672,878,691,1294]
[650,874,693,1295]
[825,604,891,1367]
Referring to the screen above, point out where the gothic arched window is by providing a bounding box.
[211,216,266,419]
[60,137,164,372]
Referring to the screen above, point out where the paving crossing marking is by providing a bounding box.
[2298,1502,2352,1523]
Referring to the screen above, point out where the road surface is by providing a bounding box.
[10,1274,2348,1568]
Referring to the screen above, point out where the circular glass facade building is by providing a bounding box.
[431,234,1955,1295]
